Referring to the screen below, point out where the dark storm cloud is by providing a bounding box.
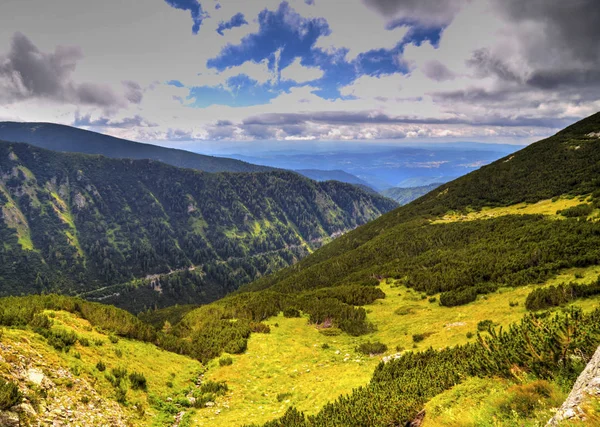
[499,0,600,65]
[0,32,123,107]
[467,49,521,83]
[526,69,600,90]
[361,0,464,24]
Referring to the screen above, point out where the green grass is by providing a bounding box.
[433,195,592,224]
[0,183,34,250]
[422,377,565,427]
[0,310,202,426]
[191,265,600,426]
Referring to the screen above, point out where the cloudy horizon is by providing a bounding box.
[1,0,599,146]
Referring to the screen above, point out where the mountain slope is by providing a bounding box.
[0,141,397,311]
[0,122,275,173]
[241,112,600,295]
[381,183,442,205]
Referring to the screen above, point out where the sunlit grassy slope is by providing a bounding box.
[0,310,203,426]
[191,265,600,427]
[433,195,593,224]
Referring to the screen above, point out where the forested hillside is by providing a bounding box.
[381,183,442,205]
[0,122,275,173]
[242,112,600,295]
[0,141,396,311]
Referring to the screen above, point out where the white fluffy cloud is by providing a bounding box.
[0,0,598,144]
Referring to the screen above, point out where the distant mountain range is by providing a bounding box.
[381,183,442,205]
[295,169,374,189]
[0,122,275,173]
[226,144,519,190]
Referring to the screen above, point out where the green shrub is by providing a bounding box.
[249,322,271,334]
[557,203,593,218]
[440,288,478,307]
[428,297,437,303]
[78,337,90,347]
[412,334,425,343]
[115,386,127,404]
[277,392,293,402]
[466,332,474,339]
[199,380,228,395]
[321,343,330,350]
[356,341,387,355]
[96,361,106,372]
[283,307,300,318]
[477,320,495,332]
[111,367,128,380]
[47,329,78,351]
[224,338,247,354]
[219,356,233,367]
[0,378,22,410]
[394,307,414,316]
[129,372,147,391]
[29,313,53,330]
[109,335,119,344]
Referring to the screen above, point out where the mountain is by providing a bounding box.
[0,122,275,173]
[295,169,375,189]
[225,143,517,189]
[3,114,600,427]
[161,112,600,425]
[381,183,442,205]
[0,140,397,312]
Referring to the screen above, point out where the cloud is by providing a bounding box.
[421,60,455,81]
[361,0,466,26]
[217,13,249,35]
[163,0,206,34]
[280,57,324,82]
[0,32,123,107]
[123,80,143,104]
[73,113,157,128]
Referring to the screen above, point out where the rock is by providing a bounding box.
[13,402,36,417]
[27,368,45,385]
[205,401,215,407]
[547,345,600,425]
[406,409,426,427]
[187,397,196,405]
[0,411,20,427]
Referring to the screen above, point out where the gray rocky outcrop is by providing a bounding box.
[547,345,600,425]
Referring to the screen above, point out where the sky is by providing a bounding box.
[0,0,599,146]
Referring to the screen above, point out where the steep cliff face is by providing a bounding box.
[547,345,600,425]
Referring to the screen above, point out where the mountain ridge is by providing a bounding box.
[0,122,276,173]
